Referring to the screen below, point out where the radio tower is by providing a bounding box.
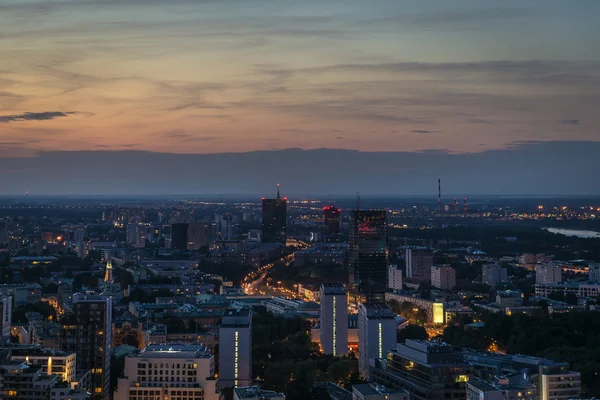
[464,197,467,212]
[437,179,441,211]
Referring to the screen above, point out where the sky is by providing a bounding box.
[1,0,599,159]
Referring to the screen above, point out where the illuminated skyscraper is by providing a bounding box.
[323,206,341,241]
[349,210,388,297]
[320,283,348,356]
[261,185,287,244]
[358,303,396,379]
[61,294,112,400]
[219,308,252,389]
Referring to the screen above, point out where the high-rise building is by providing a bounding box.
[114,344,219,400]
[323,206,341,240]
[588,263,600,282]
[187,222,211,249]
[431,265,456,290]
[261,185,287,244]
[219,308,252,389]
[482,264,508,287]
[170,223,189,250]
[535,363,581,400]
[388,265,403,290]
[1,296,11,343]
[405,249,433,282]
[61,293,112,400]
[349,210,388,296]
[126,223,146,248]
[371,340,473,400]
[535,264,562,285]
[319,283,348,357]
[357,303,396,379]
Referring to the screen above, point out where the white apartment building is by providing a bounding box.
[219,308,252,389]
[114,344,219,400]
[320,283,348,357]
[535,264,562,284]
[388,265,403,290]
[357,303,396,380]
[431,265,456,290]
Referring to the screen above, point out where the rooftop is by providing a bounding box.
[233,386,285,399]
[135,344,212,359]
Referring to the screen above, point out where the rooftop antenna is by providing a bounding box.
[276,183,280,199]
[356,192,361,211]
[464,197,467,213]
[437,179,441,211]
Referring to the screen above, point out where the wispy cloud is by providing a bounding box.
[410,130,442,134]
[0,111,75,123]
[560,119,580,125]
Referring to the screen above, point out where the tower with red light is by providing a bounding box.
[323,206,341,241]
[261,184,287,244]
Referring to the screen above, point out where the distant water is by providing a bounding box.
[544,228,600,238]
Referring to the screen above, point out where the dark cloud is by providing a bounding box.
[0,111,75,123]
[560,119,580,125]
[411,130,442,134]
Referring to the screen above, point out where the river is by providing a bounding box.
[544,227,600,238]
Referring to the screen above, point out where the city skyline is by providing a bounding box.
[1,0,599,158]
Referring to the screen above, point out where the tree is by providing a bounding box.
[565,292,578,305]
[397,324,428,343]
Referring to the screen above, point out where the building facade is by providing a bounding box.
[431,266,456,290]
[320,283,348,357]
[535,265,562,285]
[349,210,388,297]
[388,265,403,291]
[261,188,287,244]
[114,344,219,400]
[482,264,508,287]
[323,206,341,241]
[405,249,433,283]
[219,308,252,389]
[60,293,112,400]
[357,303,396,379]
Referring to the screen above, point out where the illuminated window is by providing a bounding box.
[95,388,103,393]
[455,375,469,383]
[333,296,337,356]
[378,322,383,359]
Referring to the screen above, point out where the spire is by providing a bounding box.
[104,259,113,283]
[356,192,360,211]
[276,183,280,199]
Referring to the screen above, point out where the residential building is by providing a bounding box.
[535,281,600,298]
[588,263,600,282]
[126,223,146,248]
[371,340,473,400]
[466,376,536,400]
[535,265,562,285]
[219,308,252,389]
[60,293,112,400]
[114,343,219,400]
[357,303,396,379]
[9,345,77,383]
[405,249,433,283]
[320,283,348,356]
[261,186,287,244]
[0,355,88,400]
[535,363,581,400]
[187,222,211,250]
[170,223,189,250]
[388,265,403,291]
[430,265,456,290]
[349,210,388,298]
[352,384,409,400]
[1,296,11,343]
[233,386,285,400]
[482,264,508,287]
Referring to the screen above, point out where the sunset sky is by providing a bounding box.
[1,0,599,157]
